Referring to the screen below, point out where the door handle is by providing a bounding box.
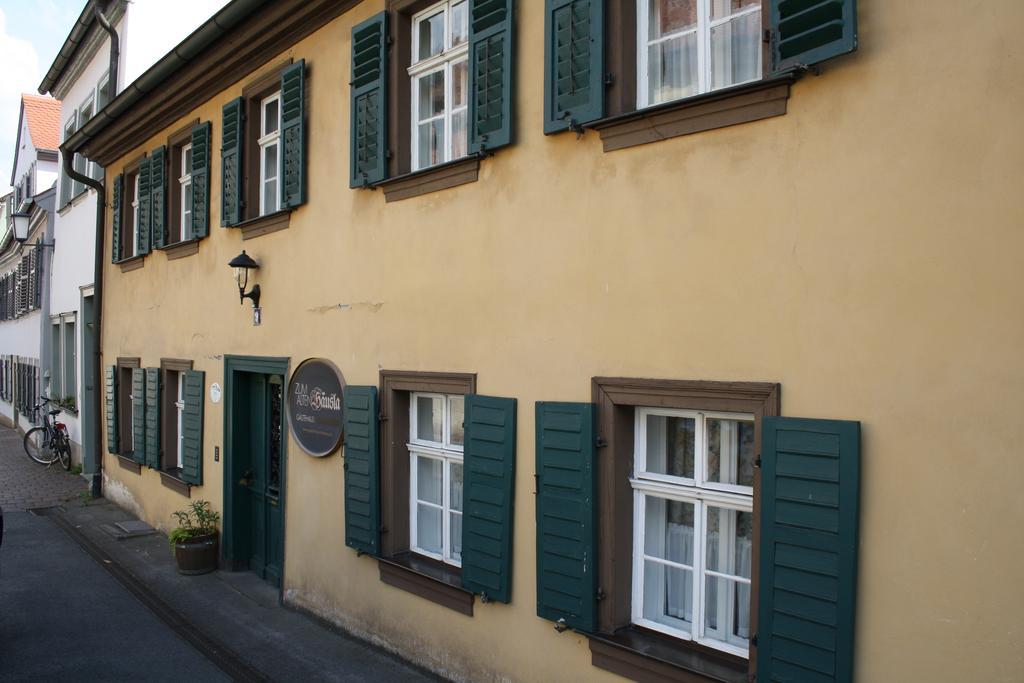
[238,469,254,487]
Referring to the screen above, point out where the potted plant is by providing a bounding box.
[169,500,220,575]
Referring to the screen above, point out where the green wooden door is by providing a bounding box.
[236,371,285,586]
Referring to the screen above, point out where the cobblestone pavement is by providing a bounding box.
[0,426,87,511]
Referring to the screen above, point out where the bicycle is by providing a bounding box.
[23,397,71,471]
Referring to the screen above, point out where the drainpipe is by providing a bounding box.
[61,0,118,499]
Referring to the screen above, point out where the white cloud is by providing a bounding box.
[0,8,42,194]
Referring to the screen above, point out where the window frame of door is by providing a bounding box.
[222,355,291,577]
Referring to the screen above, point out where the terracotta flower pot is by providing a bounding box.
[174,532,219,575]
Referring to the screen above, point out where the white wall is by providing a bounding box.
[121,0,232,87]
[11,115,35,197]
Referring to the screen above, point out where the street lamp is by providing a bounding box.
[11,211,54,248]
[228,250,260,308]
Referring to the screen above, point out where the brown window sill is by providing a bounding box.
[589,75,796,153]
[376,156,480,203]
[377,552,474,616]
[159,239,199,260]
[589,628,747,683]
[115,453,141,473]
[117,255,145,272]
[159,469,192,497]
[237,209,291,240]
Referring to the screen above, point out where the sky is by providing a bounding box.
[0,0,81,193]
[0,0,230,196]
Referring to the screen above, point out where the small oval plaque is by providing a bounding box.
[287,358,345,457]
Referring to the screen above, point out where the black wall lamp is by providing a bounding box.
[228,250,261,309]
[12,211,54,248]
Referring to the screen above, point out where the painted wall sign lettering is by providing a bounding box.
[287,358,345,457]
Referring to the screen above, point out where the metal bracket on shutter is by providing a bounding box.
[596,587,606,601]
[595,436,607,449]
[479,592,490,604]
[554,617,569,633]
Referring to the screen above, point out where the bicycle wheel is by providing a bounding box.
[24,427,56,465]
[56,434,71,471]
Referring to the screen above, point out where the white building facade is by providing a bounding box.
[39,0,231,471]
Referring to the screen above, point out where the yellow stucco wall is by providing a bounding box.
[100,1,1024,681]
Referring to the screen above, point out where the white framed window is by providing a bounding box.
[408,392,465,566]
[410,0,469,171]
[631,407,755,658]
[175,372,186,469]
[258,92,282,216]
[74,95,95,191]
[128,172,140,258]
[638,0,762,108]
[60,116,76,206]
[179,142,193,239]
[96,72,111,110]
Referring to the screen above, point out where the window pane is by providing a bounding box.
[711,10,762,90]
[183,181,193,234]
[452,59,468,108]
[649,0,697,39]
[263,144,278,181]
[263,98,279,135]
[706,417,756,487]
[416,456,443,505]
[451,111,467,160]
[416,395,443,442]
[705,575,751,645]
[418,70,446,119]
[710,0,759,20]
[705,506,753,579]
[449,396,464,446]
[649,33,698,104]
[644,414,695,478]
[643,559,693,631]
[183,146,193,175]
[417,120,445,169]
[451,2,468,47]
[644,495,694,566]
[64,322,75,398]
[450,462,463,512]
[418,10,445,61]
[416,503,443,554]
[450,511,462,563]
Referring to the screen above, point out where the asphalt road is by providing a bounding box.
[0,510,229,682]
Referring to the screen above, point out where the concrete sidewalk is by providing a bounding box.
[35,498,440,682]
[0,428,441,682]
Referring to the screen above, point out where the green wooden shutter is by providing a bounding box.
[535,401,596,632]
[105,365,118,454]
[191,121,212,238]
[770,0,857,74]
[221,98,244,226]
[280,60,306,209]
[758,417,860,683]
[137,159,151,255]
[461,395,517,603]
[150,146,167,248]
[543,0,604,134]
[343,386,379,555]
[144,367,161,469]
[468,0,515,154]
[350,13,388,188]
[181,370,205,485]
[131,368,146,464]
[110,174,122,263]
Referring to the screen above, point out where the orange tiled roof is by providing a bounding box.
[21,94,61,151]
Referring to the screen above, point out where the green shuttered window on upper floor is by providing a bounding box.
[771,0,858,74]
[280,60,306,209]
[543,0,604,134]
[190,122,212,239]
[350,13,388,188]
[149,146,167,249]
[221,97,245,226]
[110,175,123,264]
[136,160,152,256]
[467,0,515,154]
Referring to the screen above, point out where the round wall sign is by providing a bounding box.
[287,358,346,457]
[209,382,222,404]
